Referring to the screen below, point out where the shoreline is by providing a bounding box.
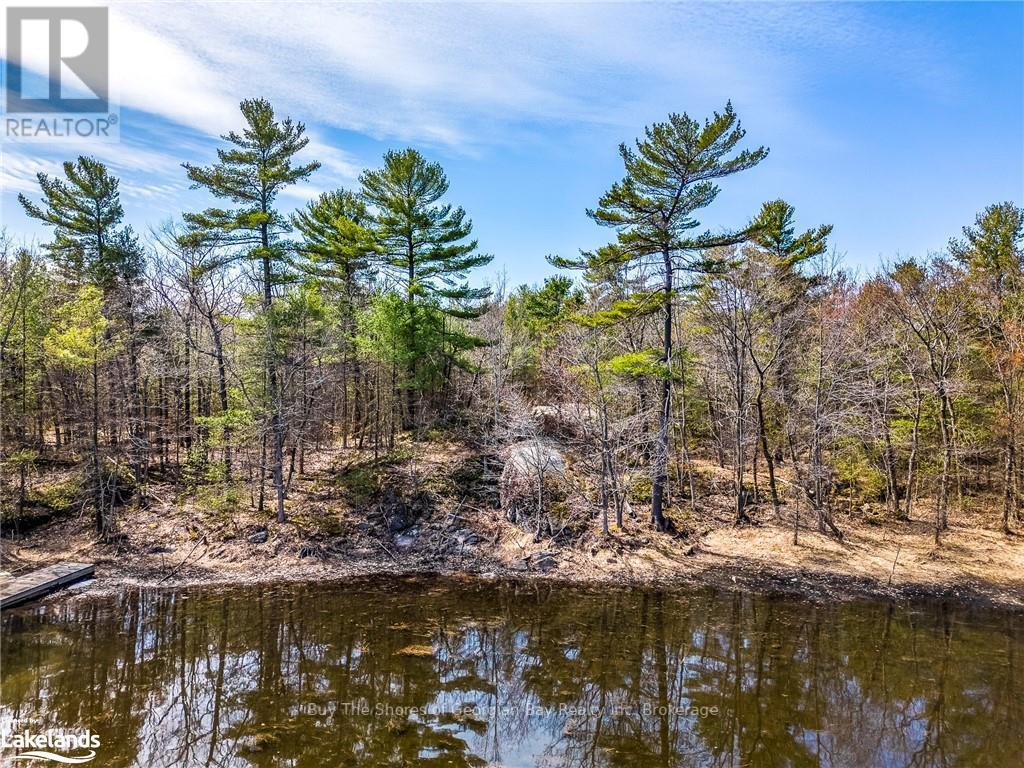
[5,463,1022,614]
[18,538,1023,614]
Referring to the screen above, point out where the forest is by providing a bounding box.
[1,98,1021,570]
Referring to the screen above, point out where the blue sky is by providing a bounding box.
[2,1,1022,289]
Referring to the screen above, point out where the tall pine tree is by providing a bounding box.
[292,189,379,443]
[19,157,146,531]
[360,149,491,426]
[746,200,831,514]
[949,202,1024,531]
[18,156,134,288]
[182,98,319,523]
[560,103,767,530]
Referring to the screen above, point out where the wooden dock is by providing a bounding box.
[0,562,95,610]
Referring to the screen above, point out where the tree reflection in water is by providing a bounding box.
[1,579,1021,767]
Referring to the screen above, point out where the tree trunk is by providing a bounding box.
[1002,382,1016,533]
[649,246,671,531]
[905,379,922,520]
[755,384,780,513]
[92,347,104,535]
[933,385,953,544]
[210,324,231,479]
[733,292,750,525]
[260,215,286,524]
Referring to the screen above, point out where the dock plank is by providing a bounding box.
[0,562,95,610]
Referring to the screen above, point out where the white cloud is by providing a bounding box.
[109,11,239,137]
[3,0,975,258]
[0,153,63,195]
[3,1,963,153]
[304,137,361,184]
[93,1,957,152]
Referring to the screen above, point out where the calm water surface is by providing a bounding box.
[1,577,1021,767]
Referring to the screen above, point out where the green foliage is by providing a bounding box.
[574,291,662,328]
[361,148,491,308]
[506,277,582,339]
[357,289,485,394]
[273,281,329,350]
[182,97,320,257]
[504,277,583,384]
[833,444,885,503]
[292,190,378,283]
[627,474,653,504]
[18,156,136,287]
[750,199,832,270]
[357,292,416,372]
[606,349,670,380]
[586,103,768,262]
[27,476,83,514]
[182,445,211,490]
[1,250,52,412]
[336,457,398,505]
[192,481,244,518]
[4,448,38,467]
[356,149,493,406]
[949,201,1023,282]
[196,407,256,449]
[43,285,117,368]
[328,451,415,522]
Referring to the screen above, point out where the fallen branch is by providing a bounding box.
[887,543,902,587]
[159,534,207,583]
[371,536,398,561]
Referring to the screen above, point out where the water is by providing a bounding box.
[1,577,1021,767]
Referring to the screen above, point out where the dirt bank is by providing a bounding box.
[4,504,1022,612]
[3,441,1022,611]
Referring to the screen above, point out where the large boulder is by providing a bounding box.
[502,440,566,477]
[499,440,568,530]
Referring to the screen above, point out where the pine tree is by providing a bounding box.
[950,202,1024,531]
[505,276,583,388]
[745,200,832,514]
[292,190,379,444]
[18,156,133,288]
[561,104,767,530]
[360,149,492,426]
[292,190,377,285]
[0,246,51,520]
[182,98,320,523]
[19,158,148,526]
